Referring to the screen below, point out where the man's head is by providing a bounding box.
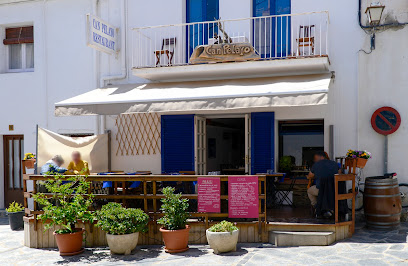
[71,151,82,164]
[52,155,64,167]
[313,151,327,163]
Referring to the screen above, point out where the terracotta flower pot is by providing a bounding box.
[356,158,368,168]
[23,159,35,169]
[160,225,190,253]
[54,228,84,256]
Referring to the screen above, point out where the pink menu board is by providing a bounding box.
[197,177,221,213]
[228,176,259,218]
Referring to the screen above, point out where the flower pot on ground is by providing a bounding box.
[6,202,24,230]
[95,202,149,255]
[33,173,94,256]
[158,187,190,253]
[206,220,239,254]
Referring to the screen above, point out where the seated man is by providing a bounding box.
[40,155,67,175]
[65,151,90,175]
[307,151,339,218]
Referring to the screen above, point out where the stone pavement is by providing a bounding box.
[1,218,408,265]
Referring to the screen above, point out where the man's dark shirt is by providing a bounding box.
[311,159,339,189]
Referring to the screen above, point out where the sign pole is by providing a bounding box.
[384,135,388,174]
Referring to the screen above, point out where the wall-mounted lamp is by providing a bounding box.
[365,2,385,26]
[365,2,385,50]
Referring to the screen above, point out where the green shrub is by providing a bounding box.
[208,220,238,233]
[33,173,94,234]
[157,187,189,230]
[95,202,149,235]
[6,201,24,213]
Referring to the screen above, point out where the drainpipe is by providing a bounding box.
[98,0,128,133]
[93,0,100,134]
[99,0,128,88]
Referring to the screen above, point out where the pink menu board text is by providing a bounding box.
[228,176,259,218]
[198,177,221,213]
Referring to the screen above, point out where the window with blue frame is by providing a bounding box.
[253,0,291,58]
[186,0,219,59]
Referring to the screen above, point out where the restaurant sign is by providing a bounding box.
[190,43,260,64]
[86,14,119,55]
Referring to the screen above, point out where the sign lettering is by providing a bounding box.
[228,176,259,218]
[190,43,260,64]
[198,177,220,213]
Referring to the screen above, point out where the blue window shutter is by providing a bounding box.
[251,112,275,174]
[161,115,195,173]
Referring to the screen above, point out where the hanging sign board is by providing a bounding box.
[190,43,260,64]
[86,14,119,54]
[371,106,401,135]
[197,177,220,213]
[228,176,259,218]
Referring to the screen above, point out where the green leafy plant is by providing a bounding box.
[208,220,238,233]
[6,201,24,213]
[33,173,94,234]
[279,156,295,172]
[95,202,149,235]
[157,187,189,230]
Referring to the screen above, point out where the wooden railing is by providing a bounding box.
[23,174,272,239]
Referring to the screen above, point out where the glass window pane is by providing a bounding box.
[8,140,13,189]
[9,44,22,69]
[25,43,34,69]
[14,140,21,189]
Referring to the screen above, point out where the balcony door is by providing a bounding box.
[186,0,219,60]
[253,0,291,58]
[3,135,24,206]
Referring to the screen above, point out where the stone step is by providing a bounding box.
[269,231,336,247]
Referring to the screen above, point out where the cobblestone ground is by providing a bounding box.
[1,218,408,265]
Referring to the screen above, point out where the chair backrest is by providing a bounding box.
[299,25,315,39]
[162,37,177,51]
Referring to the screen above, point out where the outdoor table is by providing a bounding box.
[256,173,286,208]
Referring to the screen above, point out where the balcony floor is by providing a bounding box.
[132,56,330,82]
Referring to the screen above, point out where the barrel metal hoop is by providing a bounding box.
[365,185,399,189]
[365,212,401,217]
[366,221,401,225]
[364,193,401,198]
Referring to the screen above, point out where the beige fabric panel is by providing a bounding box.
[37,127,109,173]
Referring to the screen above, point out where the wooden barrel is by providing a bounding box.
[364,177,402,230]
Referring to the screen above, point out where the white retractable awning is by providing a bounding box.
[55,74,332,116]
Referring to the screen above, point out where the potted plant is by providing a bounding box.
[95,202,149,255]
[158,187,190,253]
[279,156,295,173]
[346,149,372,168]
[33,173,94,256]
[23,153,36,168]
[6,201,25,230]
[206,220,239,254]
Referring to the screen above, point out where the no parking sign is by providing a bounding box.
[371,107,401,135]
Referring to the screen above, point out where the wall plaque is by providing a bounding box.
[190,43,260,64]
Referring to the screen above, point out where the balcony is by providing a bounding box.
[131,11,330,82]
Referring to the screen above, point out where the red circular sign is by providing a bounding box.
[371,107,401,135]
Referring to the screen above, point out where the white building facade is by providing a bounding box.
[1,0,405,209]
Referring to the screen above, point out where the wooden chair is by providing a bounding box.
[154,37,176,66]
[297,25,315,56]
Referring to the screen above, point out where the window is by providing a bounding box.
[3,26,34,72]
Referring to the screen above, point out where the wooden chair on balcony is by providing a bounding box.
[154,37,176,66]
[297,25,315,56]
